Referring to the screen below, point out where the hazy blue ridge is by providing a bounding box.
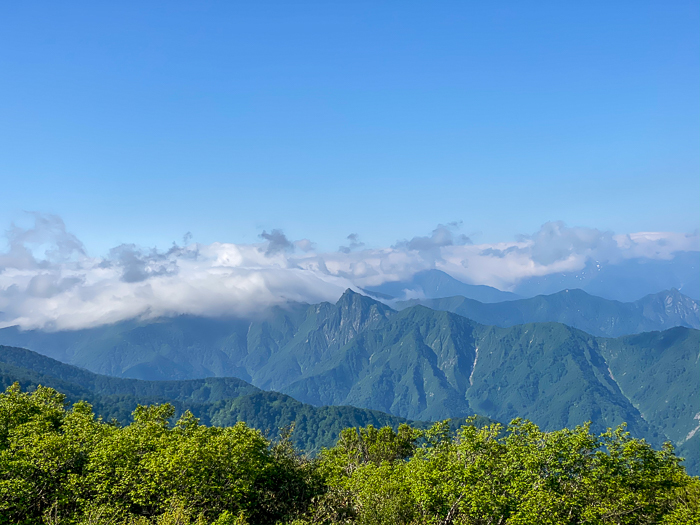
[362,257,700,304]
[513,252,700,302]
[365,269,521,302]
[396,287,699,337]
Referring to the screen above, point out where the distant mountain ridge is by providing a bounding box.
[396,287,699,337]
[513,251,700,301]
[361,253,700,303]
[364,269,521,302]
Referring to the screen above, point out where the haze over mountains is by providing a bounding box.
[365,269,521,303]
[396,284,699,337]
[513,251,700,302]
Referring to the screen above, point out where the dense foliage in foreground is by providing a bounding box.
[1,385,698,525]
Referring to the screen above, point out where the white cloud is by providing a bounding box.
[0,216,697,330]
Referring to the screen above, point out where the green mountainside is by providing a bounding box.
[0,345,492,453]
[0,290,697,473]
[597,327,699,445]
[284,309,661,440]
[396,287,699,337]
[600,326,700,483]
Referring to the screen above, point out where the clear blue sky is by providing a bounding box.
[1,1,698,254]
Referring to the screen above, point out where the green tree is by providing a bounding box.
[317,418,699,525]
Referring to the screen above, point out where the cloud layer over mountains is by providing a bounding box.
[0,214,697,330]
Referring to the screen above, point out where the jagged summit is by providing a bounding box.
[337,288,360,301]
[336,288,393,313]
[330,288,394,343]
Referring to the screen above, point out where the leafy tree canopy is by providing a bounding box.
[0,384,697,525]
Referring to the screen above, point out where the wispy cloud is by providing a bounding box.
[339,233,365,254]
[394,222,472,252]
[260,229,294,256]
[0,214,697,330]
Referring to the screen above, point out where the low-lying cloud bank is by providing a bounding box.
[0,214,697,331]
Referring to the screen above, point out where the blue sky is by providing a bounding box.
[1,1,698,255]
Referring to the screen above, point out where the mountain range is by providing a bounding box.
[512,251,700,302]
[396,287,699,337]
[365,269,521,302]
[361,254,700,303]
[0,289,697,474]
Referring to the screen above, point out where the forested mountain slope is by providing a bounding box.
[0,345,492,453]
[283,308,662,440]
[0,344,260,402]
[598,327,700,445]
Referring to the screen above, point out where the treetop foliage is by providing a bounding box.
[1,384,698,525]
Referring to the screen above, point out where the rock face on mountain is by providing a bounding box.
[634,288,700,329]
[397,288,699,337]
